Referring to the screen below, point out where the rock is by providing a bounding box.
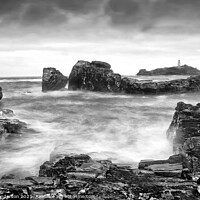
[68,60,121,92]
[167,102,200,173]
[0,109,14,119]
[25,176,54,185]
[0,152,199,199]
[39,154,91,177]
[137,65,200,76]
[138,155,187,178]
[0,86,2,100]
[42,67,68,92]
[41,60,200,94]
[121,75,200,94]
[0,119,27,134]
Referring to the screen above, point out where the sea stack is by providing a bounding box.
[42,68,68,92]
[68,60,121,92]
[0,87,2,100]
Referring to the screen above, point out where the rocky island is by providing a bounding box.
[137,64,200,76]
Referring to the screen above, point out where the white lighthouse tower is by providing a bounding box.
[178,60,181,68]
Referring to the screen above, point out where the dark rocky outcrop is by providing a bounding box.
[137,65,200,76]
[138,102,200,182]
[42,67,68,92]
[68,60,200,94]
[68,60,121,92]
[166,102,200,174]
[0,109,28,140]
[1,153,199,199]
[0,86,2,100]
[0,119,27,134]
[121,75,200,94]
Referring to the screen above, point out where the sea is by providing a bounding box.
[0,75,199,177]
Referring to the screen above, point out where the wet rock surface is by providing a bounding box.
[0,109,27,136]
[1,153,200,199]
[42,68,68,92]
[0,109,33,142]
[167,102,200,174]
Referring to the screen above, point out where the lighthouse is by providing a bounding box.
[178,60,181,68]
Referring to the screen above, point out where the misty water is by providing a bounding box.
[0,76,199,177]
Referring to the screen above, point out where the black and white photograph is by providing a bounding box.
[0,0,200,199]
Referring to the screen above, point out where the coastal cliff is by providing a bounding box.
[42,68,68,92]
[137,65,200,76]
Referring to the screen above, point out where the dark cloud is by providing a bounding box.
[0,0,27,15]
[104,0,200,33]
[105,0,141,24]
[55,0,101,13]
[0,0,102,27]
[0,0,200,36]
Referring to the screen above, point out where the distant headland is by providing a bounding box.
[137,60,200,76]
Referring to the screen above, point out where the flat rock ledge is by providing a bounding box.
[68,60,200,94]
[0,153,200,200]
[42,68,68,92]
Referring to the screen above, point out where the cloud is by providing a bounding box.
[104,0,200,34]
[0,0,199,36]
[0,0,103,26]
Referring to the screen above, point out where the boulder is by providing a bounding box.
[68,60,121,92]
[0,86,2,100]
[167,102,200,173]
[39,154,92,177]
[137,65,200,76]
[42,67,68,92]
[0,119,27,134]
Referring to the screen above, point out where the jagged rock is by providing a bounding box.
[121,75,200,94]
[167,102,200,173]
[42,67,68,92]
[137,65,200,76]
[0,87,2,100]
[42,60,200,94]
[39,154,91,177]
[0,119,27,134]
[68,60,121,92]
[0,153,199,199]
[0,109,14,119]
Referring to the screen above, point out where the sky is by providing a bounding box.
[0,0,200,76]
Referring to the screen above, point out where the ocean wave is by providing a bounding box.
[0,79,41,83]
